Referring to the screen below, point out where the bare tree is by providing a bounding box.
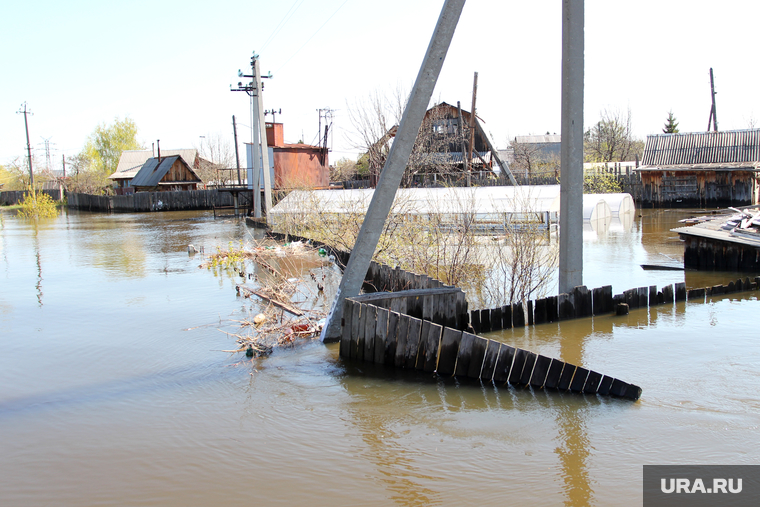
[584,107,643,163]
[195,133,236,183]
[509,139,560,180]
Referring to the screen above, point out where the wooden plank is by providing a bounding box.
[404,316,423,369]
[393,315,410,368]
[480,309,491,333]
[466,335,489,379]
[508,348,528,384]
[422,294,435,322]
[533,298,547,325]
[592,285,613,315]
[558,293,575,320]
[623,288,638,309]
[649,285,658,307]
[470,310,481,334]
[340,299,353,358]
[480,340,499,381]
[574,286,592,318]
[454,332,476,377]
[492,344,515,383]
[437,328,463,376]
[490,306,503,332]
[512,302,525,327]
[546,295,558,322]
[501,305,512,329]
[625,383,642,400]
[727,281,735,293]
[569,367,589,392]
[557,364,576,391]
[662,284,675,304]
[373,307,389,364]
[529,355,552,388]
[583,370,603,394]
[609,378,630,398]
[519,352,537,385]
[455,292,468,330]
[675,282,687,301]
[543,360,564,390]
[416,320,432,370]
[527,300,534,325]
[637,286,648,308]
[421,322,442,372]
[364,304,377,362]
[384,311,399,365]
[355,303,367,361]
[597,375,613,395]
[687,288,705,302]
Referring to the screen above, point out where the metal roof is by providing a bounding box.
[130,155,200,188]
[109,149,198,180]
[640,129,760,168]
[514,135,561,144]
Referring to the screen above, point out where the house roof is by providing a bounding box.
[109,149,198,180]
[130,155,201,188]
[639,129,760,170]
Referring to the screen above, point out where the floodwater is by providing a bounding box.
[0,207,758,506]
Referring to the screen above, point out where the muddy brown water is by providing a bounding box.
[1,208,758,506]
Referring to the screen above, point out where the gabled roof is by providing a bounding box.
[131,155,201,188]
[640,129,760,170]
[109,149,198,180]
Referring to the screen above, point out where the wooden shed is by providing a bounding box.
[130,155,202,192]
[636,129,760,207]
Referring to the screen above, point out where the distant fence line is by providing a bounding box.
[66,190,235,212]
[0,189,62,206]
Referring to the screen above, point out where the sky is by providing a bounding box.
[2,0,759,173]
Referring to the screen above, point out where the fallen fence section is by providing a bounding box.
[340,295,642,401]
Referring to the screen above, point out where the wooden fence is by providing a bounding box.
[67,190,234,212]
[0,189,61,206]
[340,294,642,400]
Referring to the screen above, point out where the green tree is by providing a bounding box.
[663,111,679,134]
[80,117,143,176]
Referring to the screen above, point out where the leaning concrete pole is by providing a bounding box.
[321,0,466,342]
[558,0,584,294]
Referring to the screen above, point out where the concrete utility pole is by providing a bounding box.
[558,0,584,294]
[321,0,467,342]
[467,71,478,183]
[253,56,273,220]
[17,102,34,188]
[231,53,273,219]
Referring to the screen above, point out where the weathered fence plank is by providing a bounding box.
[404,316,423,369]
[508,348,529,384]
[480,309,492,333]
[530,355,552,388]
[373,307,389,364]
[490,306,503,332]
[384,311,400,365]
[393,315,410,368]
[501,305,512,329]
[570,367,589,393]
[675,282,687,301]
[480,340,499,381]
[454,332,476,377]
[583,370,603,394]
[519,352,537,385]
[437,328,463,376]
[512,302,525,328]
[340,300,353,358]
[592,285,613,315]
[466,335,489,379]
[557,364,576,391]
[364,305,378,362]
[492,344,515,383]
[544,360,564,390]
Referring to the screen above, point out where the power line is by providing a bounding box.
[260,0,307,52]
[274,0,351,74]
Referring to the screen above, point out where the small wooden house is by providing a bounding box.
[130,155,202,192]
[636,130,760,207]
[109,149,204,194]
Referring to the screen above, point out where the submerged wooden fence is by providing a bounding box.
[67,190,234,212]
[340,293,642,400]
[1,189,61,206]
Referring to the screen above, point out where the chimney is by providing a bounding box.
[156,139,161,166]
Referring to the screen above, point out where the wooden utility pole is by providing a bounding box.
[707,68,718,132]
[17,102,34,188]
[467,72,478,185]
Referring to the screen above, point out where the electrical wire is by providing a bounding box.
[274,0,351,74]
[259,0,308,53]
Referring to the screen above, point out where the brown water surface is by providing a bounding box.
[0,208,758,506]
